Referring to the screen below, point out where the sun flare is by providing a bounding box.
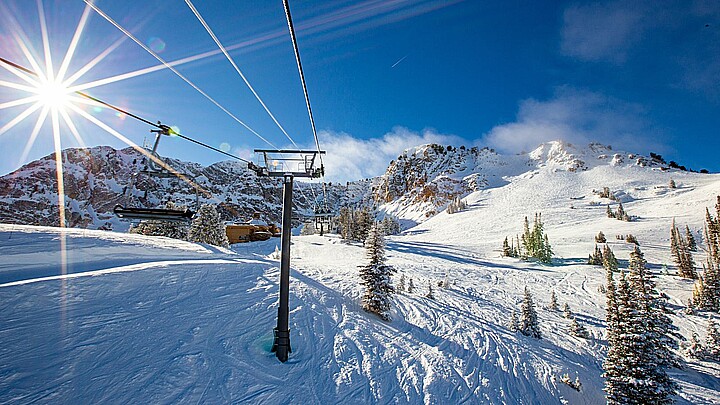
[34,78,72,109]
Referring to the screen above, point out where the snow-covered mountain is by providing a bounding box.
[373,141,671,225]
[0,146,368,230]
[0,141,685,231]
[1,140,719,403]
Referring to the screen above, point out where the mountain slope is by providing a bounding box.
[1,150,719,404]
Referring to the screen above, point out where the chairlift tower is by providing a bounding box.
[249,149,325,362]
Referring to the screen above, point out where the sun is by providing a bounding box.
[34,78,72,109]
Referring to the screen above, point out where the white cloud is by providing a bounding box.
[560,1,651,63]
[315,127,463,183]
[483,87,664,154]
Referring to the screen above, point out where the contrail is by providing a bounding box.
[392,54,409,68]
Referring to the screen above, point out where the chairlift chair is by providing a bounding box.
[114,123,197,222]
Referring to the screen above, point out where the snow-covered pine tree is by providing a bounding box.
[602,245,618,272]
[187,204,229,248]
[358,223,396,321]
[563,302,572,319]
[621,245,679,403]
[408,278,415,294]
[354,209,374,244]
[426,281,435,300]
[381,215,401,236]
[684,332,704,359]
[339,206,354,241]
[596,231,607,243]
[520,287,541,338]
[698,258,720,311]
[669,178,676,189]
[588,244,603,265]
[569,316,590,339]
[686,225,697,251]
[606,204,615,219]
[706,318,720,360]
[549,290,559,311]
[509,311,519,332]
[616,202,626,221]
[397,274,406,293]
[502,237,512,257]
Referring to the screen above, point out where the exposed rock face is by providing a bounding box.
[0,141,680,230]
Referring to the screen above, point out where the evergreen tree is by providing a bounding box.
[381,215,401,235]
[569,316,590,339]
[502,236,512,257]
[616,203,626,220]
[520,287,541,338]
[685,225,697,251]
[684,332,704,359]
[397,274,406,293]
[596,231,607,243]
[426,281,435,300]
[549,290,559,311]
[563,302,572,319]
[509,311,519,332]
[604,247,678,404]
[668,178,676,189]
[588,244,604,265]
[358,223,396,320]
[671,221,698,279]
[407,278,415,294]
[706,319,720,360]
[602,245,619,272]
[354,209,374,244]
[187,204,229,248]
[606,204,615,219]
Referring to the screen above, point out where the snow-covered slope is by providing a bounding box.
[1,148,719,403]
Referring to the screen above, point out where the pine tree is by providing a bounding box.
[502,236,512,257]
[602,245,619,272]
[426,281,435,300]
[668,178,676,189]
[569,316,590,339]
[358,223,396,321]
[408,278,415,294]
[606,204,615,219]
[563,302,572,319]
[603,247,679,404]
[354,209,374,244]
[520,287,541,338]
[615,202,626,220]
[596,231,607,243]
[588,244,604,265]
[684,332,704,359]
[549,290,559,311]
[706,319,720,360]
[187,204,229,248]
[397,274,406,293]
[685,225,697,251]
[381,215,401,235]
[509,311,519,332]
[671,221,697,279]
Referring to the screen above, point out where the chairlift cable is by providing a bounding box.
[185,0,300,149]
[281,0,329,202]
[82,0,279,150]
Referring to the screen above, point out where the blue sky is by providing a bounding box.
[0,0,718,182]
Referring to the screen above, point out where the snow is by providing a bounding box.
[1,146,720,403]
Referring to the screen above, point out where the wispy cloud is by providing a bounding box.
[483,87,663,154]
[315,127,462,183]
[561,0,720,96]
[560,0,652,63]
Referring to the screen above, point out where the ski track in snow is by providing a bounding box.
[2,160,720,404]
